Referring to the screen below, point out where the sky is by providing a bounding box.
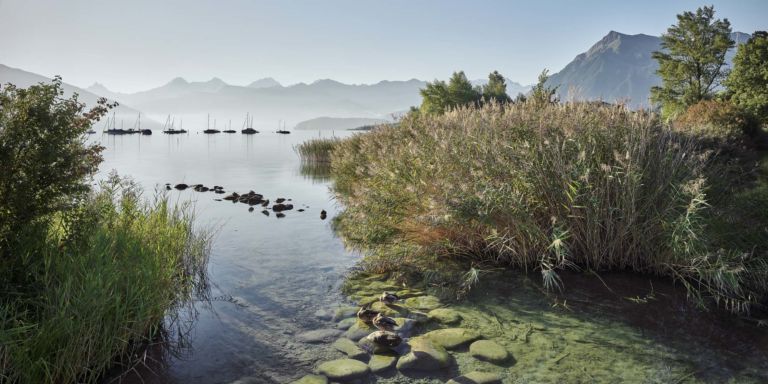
[0,0,766,93]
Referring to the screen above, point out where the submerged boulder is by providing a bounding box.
[469,340,509,364]
[297,329,342,344]
[332,338,367,360]
[368,354,397,373]
[428,308,462,324]
[403,295,442,311]
[395,337,452,372]
[316,358,370,381]
[447,371,502,384]
[290,374,328,384]
[422,328,481,350]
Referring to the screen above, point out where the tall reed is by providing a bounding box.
[0,176,211,383]
[331,102,768,313]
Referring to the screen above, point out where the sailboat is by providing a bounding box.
[135,113,151,135]
[241,113,258,134]
[203,114,220,134]
[276,120,290,134]
[223,119,236,133]
[105,113,127,135]
[162,115,187,134]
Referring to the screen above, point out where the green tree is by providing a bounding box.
[651,6,734,118]
[420,71,481,114]
[529,69,559,105]
[725,31,768,123]
[0,78,112,252]
[482,70,512,104]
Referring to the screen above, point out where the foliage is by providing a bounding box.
[651,6,734,119]
[0,80,211,383]
[481,70,512,104]
[295,137,342,164]
[419,71,481,115]
[331,102,768,314]
[528,69,559,105]
[674,99,758,141]
[0,78,112,254]
[725,31,768,124]
[0,177,211,383]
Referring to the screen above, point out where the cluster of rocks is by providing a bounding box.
[168,183,328,220]
[291,279,512,383]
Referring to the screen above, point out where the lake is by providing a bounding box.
[94,129,768,384]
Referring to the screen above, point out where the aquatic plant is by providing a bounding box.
[0,176,211,383]
[331,101,768,313]
[295,137,343,164]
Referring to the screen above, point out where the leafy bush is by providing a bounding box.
[0,177,210,383]
[674,99,758,141]
[0,78,111,253]
[331,102,768,313]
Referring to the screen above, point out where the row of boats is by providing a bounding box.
[99,113,291,135]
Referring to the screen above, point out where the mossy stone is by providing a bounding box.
[428,308,462,324]
[336,317,357,330]
[333,306,359,321]
[368,354,397,373]
[469,340,509,364]
[290,374,328,384]
[333,338,367,360]
[403,295,442,310]
[297,329,343,344]
[344,320,376,341]
[395,336,453,371]
[447,371,502,384]
[316,358,370,381]
[370,301,405,316]
[423,328,481,350]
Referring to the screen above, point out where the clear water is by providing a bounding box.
[95,131,359,383]
[94,131,768,384]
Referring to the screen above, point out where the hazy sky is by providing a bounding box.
[1,0,766,92]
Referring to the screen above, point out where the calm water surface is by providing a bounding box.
[95,130,358,383]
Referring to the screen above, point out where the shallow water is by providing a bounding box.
[95,130,768,384]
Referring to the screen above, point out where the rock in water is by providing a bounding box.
[422,328,481,350]
[403,295,442,311]
[297,329,342,344]
[289,375,328,384]
[368,354,397,373]
[447,371,503,384]
[174,183,188,190]
[428,308,462,324]
[396,337,453,371]
[316,359,370,381]
[332,338,367,360]
[469,340,509,364]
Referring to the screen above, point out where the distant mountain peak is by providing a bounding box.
[167,77,188,86]
[206,77,226,85]
[248,77,281,88]
[86,82,112,94]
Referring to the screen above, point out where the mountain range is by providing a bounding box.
[546,31,750,108]
[0,30,752,129]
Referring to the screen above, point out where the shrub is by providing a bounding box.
[331,101,768,313]
[0,176,210,383]
[674,99,758,141]
[0,78,112,253]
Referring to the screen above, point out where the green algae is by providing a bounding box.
[327,272,768,384]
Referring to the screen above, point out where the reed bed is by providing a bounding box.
[295,137,342,164]
[0,176,211,383]
[331,102,768,314]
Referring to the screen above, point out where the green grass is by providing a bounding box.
[330,101,768,314]
[295,137,342,164]
[0,176,211,383]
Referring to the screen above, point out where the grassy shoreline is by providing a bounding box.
[327,102,768,314]
[0,177,211,383]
